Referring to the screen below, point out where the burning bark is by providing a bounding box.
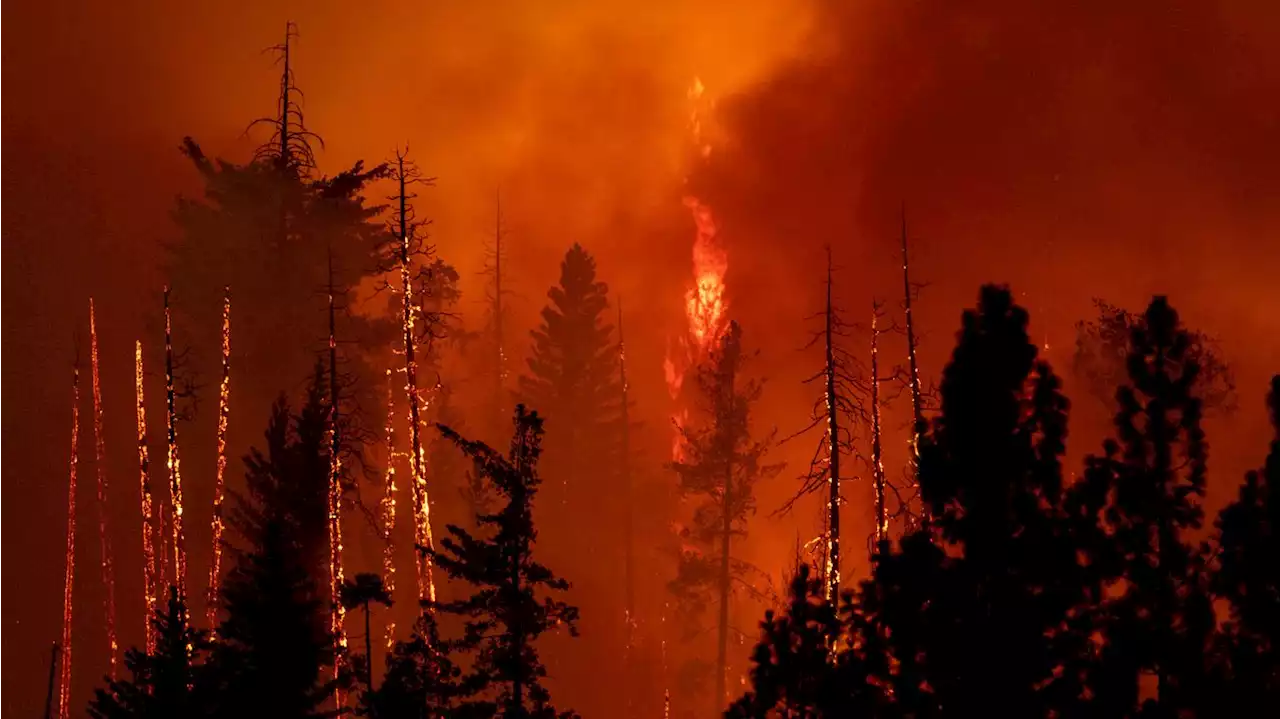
[88,299,118,678]
[58,350,80,719]
[208,287,231,629]
[135,341,156,653]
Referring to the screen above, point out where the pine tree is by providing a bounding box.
[1086,297,1216,715]
[206,373,341,719]
[1211,375,1280,708]
[669,322,780,715]
[89,589,209,719]
[429,406,580,718]
[861,286,1087,716]
[518,243,619,510]
[371,611,465,719]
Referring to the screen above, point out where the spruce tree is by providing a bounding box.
[1087,297,1216,715]
[861,286,1087,716]
[1211,375,1280,708]
[518,243,619,509]
[668,321,779,715]
[205,373,341,719]
[89,589,209,719]
[429,406,580,718]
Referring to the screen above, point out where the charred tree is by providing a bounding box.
[899,209,926,525]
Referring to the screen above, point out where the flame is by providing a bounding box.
[58,357,80,719]
[871,308,888,545]
[399,234,436,604]
[135,341,157,654]
[326,282,348,676]
[163,287,187,597]
[381,369,398,650]
[88,300,118,677]
[208,287,231,629]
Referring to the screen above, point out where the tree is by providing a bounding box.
[1211,375,1280,708]
[370,611,466,719]
[861,286,1088,716]
[429,406,580,718]
[205,374,341,719]
[518,243,619,510]
[89,589,209,719]
[669,321,780,714]
[341,573,394,697]
[1073,298,1236,416]
[1085,297,1216,715]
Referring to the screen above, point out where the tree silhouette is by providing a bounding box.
[668,321,780,714]
[205,375,342,718]
[518,243,620,510]
[370,610,466,719]
[89,589,210,719]
[341,573,394,697]
[1211,375,1280,708]
[429,406,580,718]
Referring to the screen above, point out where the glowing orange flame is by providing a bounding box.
[58,355,80,719]
[399,235,436,605]
[208,288,231,629]
[135,341,157,654]
[163,287,187,597]
[381,370,398,650]
[326,281,348,677]
[89,300,118,677]
[871,308,888,545]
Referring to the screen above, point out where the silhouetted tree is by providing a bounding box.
[1085,297,1216,715]
[429,406,580,718]
[669,322,780,714]
[341,573,394,698]
[1211,375,1280,709]
[369,610,466,719]
[205,374,341,718]
[861,286,1089,716]
[1073,298,1236,415]
[89,589,209,719]
[518,243,619,510]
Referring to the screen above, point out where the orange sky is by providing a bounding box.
[6,1,1280,716]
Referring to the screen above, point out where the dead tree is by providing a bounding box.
[899,208,926,527]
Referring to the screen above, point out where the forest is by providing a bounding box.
[12,12,1280,719]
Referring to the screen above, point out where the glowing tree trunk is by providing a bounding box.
[58,353,81,719]
[164,287,187,597]
[871,304,888,547]
[208,287,231,629]
[617,300,637,716]
[88,300,118,677]
[135,341,157,653]
[326,253,348,673]
[822,252,842,600]
[381,370,398,650]
[900,209,925,526]
[157,503,170,596]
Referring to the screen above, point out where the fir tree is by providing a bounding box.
[1211,375,1280,708]
[518,243,619,510]
[669,322,780,714]
[370,610,466,719]
[205,374,341,719]
[89,589,209,719]
[1087,297,1216,715]
[429,406,580,718]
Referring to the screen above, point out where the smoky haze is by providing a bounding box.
[5,0,1279,717]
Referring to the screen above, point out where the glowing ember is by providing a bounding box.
[157,502,170,597]
[208,287,231,629]
[381,370,398,650]
[326,277,348,667]
[163,287,188,597]
[399,233,436,604]
[58,354,80,719]
[871,307,888,545]
[135,341,157,654]
[89,300,118,677]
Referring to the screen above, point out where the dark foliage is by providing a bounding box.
[429,406,580,718]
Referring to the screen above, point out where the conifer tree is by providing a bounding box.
[89,589,209,719]
[340,573,393,700]
[370,611,465,719]
[518,243,619,509]
[669,322,780,714]
[429,406,580,718]
[1210,375,1280,708]
[861,286,1087,716]
[1086,297,1216,715]
[205,373,341,718]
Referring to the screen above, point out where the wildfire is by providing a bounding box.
[58,354,80,719]
[208,288,231,629]
[163,287,187,597]
[135,341,157,654]
[381,370,398,650]
[89,300,118,677]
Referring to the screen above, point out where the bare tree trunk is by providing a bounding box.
[900,207,925,527]
[164,287,187,597]
[871,303,887,548]
[89,299,118,678]
[823,248,842,600]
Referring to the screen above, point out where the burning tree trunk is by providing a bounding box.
[871,302,888,547]
[713,333,737,713]
[381,369,398,651]
[208,287,231,629]
[900,209,925,526]
[58,350,81,719]
[163,287,187,597]
[88,299,118,678]
[326,250,348,669]
[135,341,157,653]
[488,192,508,438]
[617,299,637,715]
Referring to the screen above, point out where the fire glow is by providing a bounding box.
[89,299,119,678]
[135,341,157,654]
[208,287,231,629]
